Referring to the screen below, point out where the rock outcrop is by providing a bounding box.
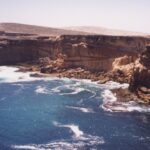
[0,30,150,102]
[129,46,150,103]
[0,32,149,71]
[59,35,150,71]
[111,55,135,83]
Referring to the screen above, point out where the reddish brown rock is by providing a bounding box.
[0,32,149,72]
[129,46,150,103]
[0,30,150,103]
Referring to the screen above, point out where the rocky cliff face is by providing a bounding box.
[59,35,148,71]
[0,32,58,64]
[1,31,150,102]
[129,46,150,102]
[0,32,149,72]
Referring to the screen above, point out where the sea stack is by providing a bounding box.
[129,45,150,103]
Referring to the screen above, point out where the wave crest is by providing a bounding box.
[101,89,150,113]
[12,122,104,150]
[66,106,94,113]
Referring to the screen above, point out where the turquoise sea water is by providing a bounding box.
[0,66,150,150]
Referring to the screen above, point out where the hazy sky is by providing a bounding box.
[0,0,150,33]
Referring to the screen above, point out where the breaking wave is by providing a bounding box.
[101,89,150,113]
[1,66,150,114]
[35,81,97,98]
[12,122,105,150]
[35,86,48,94]
[66,106,94,113]
[0,66,43,83]
[53,121,84,138]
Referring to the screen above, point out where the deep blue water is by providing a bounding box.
[0,67,150,150]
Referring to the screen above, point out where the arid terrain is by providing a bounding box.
[63,26,149,36]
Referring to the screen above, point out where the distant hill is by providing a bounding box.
[62,26,150,36]
[0,23,149,37]
[0,23,87,36]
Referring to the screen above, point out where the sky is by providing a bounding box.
[0,0,150,33]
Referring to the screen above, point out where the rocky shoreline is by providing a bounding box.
[16,45,150,105]
[0,30,149,104]
[17,45,150,104]
[17,65,149,108]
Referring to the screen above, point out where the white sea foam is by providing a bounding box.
[51,84,86,95]
[60,87,85,95]
[51,82,97,98]
[0,66,43,83]
[35,86,48,94]
[66,106,94,113]
[2,66,149,113]
[53,122,105,146]
[12,137,104,150]
[103,81,129,90]
[101,89,150,113]
[102,90,117,103]
[113,102,150,113]
[53,121,83,137]
[100,81,150,113]
[51,86,61,93]
[35,83,92,96]
[13,122,104,150]
[64,124,84,138]
[12,145,38,150]
[0,66,61,83]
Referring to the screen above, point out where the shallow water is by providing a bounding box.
[0,66,150,150]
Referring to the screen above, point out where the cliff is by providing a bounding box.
[129,46,150,102]
[0,27,150,102]
[58,35,149,71]
[0,32,149,72]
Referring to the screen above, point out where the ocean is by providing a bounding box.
[0,66,150,150]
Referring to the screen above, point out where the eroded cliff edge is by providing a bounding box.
[129,45,150,102]
[0,31,150,102]
[0,32,149,70]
